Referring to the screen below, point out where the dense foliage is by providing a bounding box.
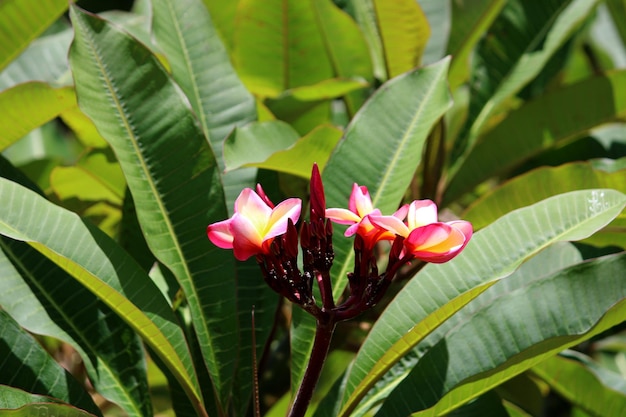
[1,0,626,416]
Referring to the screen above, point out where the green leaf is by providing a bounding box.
[338,189,626,415]
[223,121,300,171]
[202,0,240,52]
[0,178,203,416]
[532,350,626,416]
[249,125,343,178]
[0,237,151,417]
[373,0,431,78]
[450,0,599,169]
[349,0,387,81]
[50,149,126,205]
[419,0,451,66]
[69,5,237,410]
[446,0,505,89]
[151,0,257,208]
[463,161,626,230]
[0,83,76,152]
[376,252,626,416]
[0,310,100,415]
[0,385,66,409]
[0,403,98,417]
[233,0,334,97]
[0,0,68,71]
[312,0,374,115]
[445,69,626,204]
[224,122,342,178]
[285,78,368,101]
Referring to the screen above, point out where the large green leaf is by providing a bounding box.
[376,252,626,416]
[0,0,68,71]
[0,310,100,415]
[151,0,257,208]
[419,0,451,66]
[464,161,626,230]
[0,83,76,152]
[373,0,430,78]
[449,0,599,169]
[68,5,237,410]
[532,350,626,416]
[338,189,626,415]
[0,402,98,417]
[0,178,203,415]
[445,70,626,204]
[348,0,387,81]
[233,0,334,97]
[0,237,150,417]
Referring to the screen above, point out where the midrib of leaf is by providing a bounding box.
[74,15,221,392]
[332,62,449,299]
[0,239,142,416]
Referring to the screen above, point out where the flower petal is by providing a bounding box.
[326,208,362,225]
[265,198,302,240]
[405,223,467,263]
[234,188,272,232]
[229,213,264,258]
[207,219,234,249]
[349,184,374,217]
[406,200,438,229]
[368,214,410,237]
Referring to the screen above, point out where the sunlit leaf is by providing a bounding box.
[0,83,76,152]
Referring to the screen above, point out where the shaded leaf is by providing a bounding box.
[445,69,626,204]
[0,310,100,416]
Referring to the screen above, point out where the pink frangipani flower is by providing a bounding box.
[369,200,472,263]
[207,187,302,261]
[326,183,407,243]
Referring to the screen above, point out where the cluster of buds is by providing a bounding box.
[207,165,472,321]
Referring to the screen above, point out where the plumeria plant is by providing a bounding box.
[2,0,626,417]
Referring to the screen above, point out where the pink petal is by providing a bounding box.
[326,208,362,225]
[405,223,467,263]
[234,188,272,232]
[406,200,438,229]
[349,184,374,217]
[207,219,234,249]
[448,220,473,240]
[229,213,264,255]
[265,198,302,240]
[368,214,410,237]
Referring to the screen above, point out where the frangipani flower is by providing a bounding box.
[369,200,472,263]
[207,187,301,261]
[326,184,407,243]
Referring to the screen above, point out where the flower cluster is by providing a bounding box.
[207,165,472,319]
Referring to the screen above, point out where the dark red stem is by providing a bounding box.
[286,317,336,417]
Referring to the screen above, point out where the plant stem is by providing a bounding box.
[287,317,336,417]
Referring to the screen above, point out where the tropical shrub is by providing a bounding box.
[1,0,626,416]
